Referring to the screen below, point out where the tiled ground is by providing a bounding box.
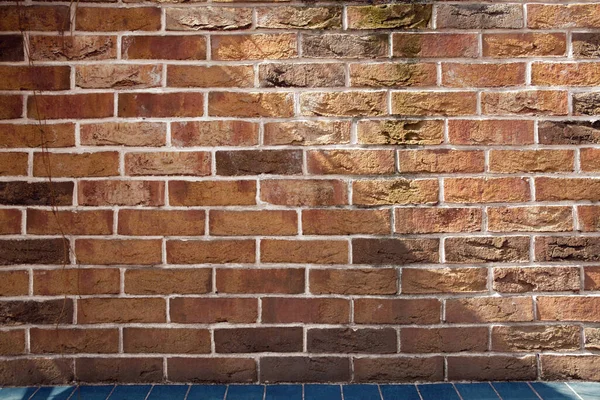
[0,382,599,400]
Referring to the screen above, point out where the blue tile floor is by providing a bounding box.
[0,382,598,400]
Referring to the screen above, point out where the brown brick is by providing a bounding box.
[169,181,256,206]
[76,239,162,265]
[353,179,439,206]
[392,91,477,116]
[353,238,439,265]
[264,121,350,146]
[538,296,600,322]
[261,240,348,264]
[490,149,574,173]
[169,358,256,383]
[483,33,567,57]
[166,7,252,31]
[0,182,73,206]
[167,239,255,264]
[581,148,600,172]
[0,35,24,62]
[437,4,523,29]
[0,239,70,266]
[528,4,600,29]
[0,358,73,386]
[310,269,397,295]
[446,236,529,264]
[261,179,347,206]
[125,269,211,295]
[125,151,210,176]
[169,65,253,88]
[172,121,258,147]
[443,63,526,88]
[355,298,441,325]
[209,92,294,118]
[0,66,70,91]
[76,64,162,89]
[307,150,395,175]
[446,297,534,323]
[401,327,488,353]
[76,358,162,383]
[393,33,478,58]
[482,90,568,115]
[262,297,350,324]
[492,326,580,352]
[303,209,391,235]
[212,34,297,60]
[0,6,69,32]
[0,123,74,148]
[541,355,600,381]
[447,356,536,381]
[80,122,166,147]
[347,4,431,29]
[0,95,22,120]
[578,205,600,231]
[260,63,345,88]
[119,210,204,236]
[445,177,530,203]
[351,63,436,88]
[28,209,111,236]
[399,149,484,173]
[573,33,600,58]
[0,153,27,176]
[170,298,258,324]
[0,271,28,296]
[395,208,481,234]
[536,236,600,262]
[210,210,297,236]
[354,357,443,383]
[358,120,444,145]
[574,93,600,116]
[448,120,534,146]
[79,180,164,206]
[303,34,388,58]
[33,269,119,296]
[585,328,600,349]
[402,268,487,294]
[301,92,387,117]
[29,35,117,61]
[536,178,600,201]
[257,6,342,29]
[216,327,302,353]
[494,267,580,293]
[585,267,600,290]
[0,299,73,325]
[260,357,350,383]
[217,268,304,294]
[29,93,113,120]
[78,298,165,324]
[0,209,21,235]
[33,152,119,177]
[0,330,25,355]
[123,35,206,60]
[30,328,118,354]
[309,328,396,354]
[76,7,161,31]
[488,206,573,233]
[119,93,204,118]
[124,328,210,354]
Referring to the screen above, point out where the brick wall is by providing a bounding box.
[0,0,599,386]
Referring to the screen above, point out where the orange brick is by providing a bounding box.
[167,240,256,264]
[350,63,437,87]
[76,64,162,89]
[78,298,166,324]
[210,210,297,236]
[0,123,74,148]
[76,7,161,31]
[533,62,600,86]
[125,268,211,295]
[301,92,387,117]
[76,239,162,265]
[395,208,482,234]
[119,93,204,118]
[483,33,567,57]
[261,240,348,264]
[528,4,600,29]
[118,210,205,236]
[444,177,530,203]
[303,209,391,235]
[581,148,600,172]
[33,269,120,296]
[123,36,206,60]
[80,122,166,147]
[0,270,28,296]
[29,35,117,61]
[33,152,119,177]
[448,120,534,145]
[353,179,439,206]
[168,65,253,88]
[0,153,27,176]
[28,94,113,120]
[0,209,21,235]
[217,268,305,294]
[0,66,70,91]
[27,210,112,235]
[442,63,526,87]
[392,91,477,116]
[537,297,600,322]
[578,206,600,231]
[402,268,488,294]
[489,150,574,173]
[393,33,478,58]
[446,297,534,323]
[536,178,600,201]
[398,150,484,173]
[172,121,258,147]
[212,34,297,60]
[79,180,165,206]
[488,206,573,232]
[209,92,293,118]
[124,151,211,176]
[307,150,395,175]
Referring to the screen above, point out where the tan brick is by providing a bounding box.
[494,267,580,293]
[260,63,345,88]
[125,151,210,176]
[172,121,258,147]
[446,297,534,323]
[541,355,600,381]
[437,4,523,29]
[168,65,253,88]
[585,266,600,290]
[76,64,161,89]
[350,63,436,87]
[580,148,600,172]
[392,91,477,116]
[76,7,161,31]
[482,90,568,115]
[264,121,350,146]
[358,120,444,145]
[166,7,252,31]
[488,206,573,232]
[80,122,166,147]
[29,35,117,61]
[395,208,481,234]
[303,34,388,58]
[448,120,534,146]
[444,177,530,203]
[447,356,536,381]
[402,268,487,294]
[401,327,488,353]
[212,34,297,60]
[308,150,395,175]
[354,298,441,325]
[445,236,530,264]
[399,149,484,173]
[537,297,600,322]
[301,92,387,117]
[209,92,293,118]
[347,4,431,29]
[257,6,342,29]
[483,33,567,57]
[353,179,439,206]
[492,326,580,352]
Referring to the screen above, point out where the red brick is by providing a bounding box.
[33,152,119,177]
[488,206,573,232]
[167,240,255,264]
[123,35,206,60]
[0,95,23,120]
[580,148,600,172]
[76,64,162,89]
[217,268,304,294]
[0,6,69,32]
[216,150,302,175]
[393,33,478,58]
[578,206,600,231]
[119,210,204,236]
[536,178,600,201]
[168,65,253,88]
[78,298,166,324]
[33,269,119,296]
[79,180,165,206]
[168,358,256,383]
[262,297,350,324]
[261,240,348,264]
[0,36,23,62]
[125,151,210,176]
[528,4,600,29]
[585,267,600,290]
[124,328,210,354]
[260,179,347,206]
[303,209,391,235]
[354,298,441,325]
[0,359,73,386]
[76,239,162,265]
[0,299,73,325]
[172,121,258,147]
[537,296,600,322]
[310,269,397,295]
[483,33,567,57]
[448,120,534,146]
[76,7,161,31]
[443,63,526,87]
[169,180,256,206]
[445,236,530,263]
[0,66,70,91]
[80,122,165,147]
[170,298,258,324]
[0,209,21,235]
[30,328,118,354]
[119,93,204,118]
[308,328,397,354]
[0,239,70,265]
[0,123,74,148]
[210,210,297,236]
[125,269,211,295]
[28,94,113,120]
[29,35,117,61]
[444,177,530,203]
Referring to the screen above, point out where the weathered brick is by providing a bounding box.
[448,120,534,146]
[494,267,580,293]
[166,7,252,31]
[76,64,162,89]
[76,239,162,265]
[354,357,443,383]
[578,205,600,231]
[33,269,119,296]
[124,328,210,354]
[27,209,112,235]
[169,358,256,383]
[211,210,297,236]
[80,122,165,147]
[446,297,534,323]
[445,177,530,203]
[257,6,342,29]
[169,65,253,88]
[347,4,431,29]
[541,356,600,381]
[358,120,444,145]
[353,238,439,265]
[393,33,478,58]
[0,123,74,148]
[395,208,481,234]
[119,93,204,118]
[215,327,302,353]
[585,328,600,349]
[212,34,297,60]
[0,359,73,386]
[482,90,568,115]
[0,181,73,206]
[217,268,304,294]
[447,356,536,381]
[399,149,484,173]
[76,7,161,31]
[536,178,600,201]
[33,152,119,177]
[308,150,394,175]
[445,236,530,264]
[260,63,345,88]
[573,33,600,58]
[353,179,439,206]
[0,6,69,32]
[209,92,294,117]
[260,357,350,383]
[0,271,28,296]
[443,63,525,87]
[492,326,580,352]
[0,35,24,61]
[78,298,165,324]
[125,269,211,295]
[402,268,487,294]
[586,267,600,290]
[169,180,256,206]
[29,35,117,61]
[0,239,70,266]
[351,63,437,87]
[303,209,391,235]
[31,328,118,354]
[528,4,600,29]
[574,92,600,115]
[392,91,477,116]
[261,179,347,206]
[118,210,205,236]
[581,148,600,172]
[216,150,302,175]
[264,121,350,146]
[79,180,164,206]
[29,93,114,120]
[483,33,567,57]
[401,327,488,353]
[261,240,348,264]
[302,34,388,58]
[488,206,573,233]
[123,36,206,60]
[310,269,397,295]
[0,330,25,355]
[0,299,73,325]
[301,92,387,117]
[262,297,350,324]
[489,149,574,173]
[538,297,600,323]
[172,121,258,147]
[535,236,600,262]
[76,358,162,383]
[0,66,70,91]
[308,328,397,354]
[170,298,258,324]
[125,151,210,176]
[437,4,523,29]
[533,62,600,86]
[354,298,441,325]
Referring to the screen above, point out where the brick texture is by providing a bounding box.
[1,0,597,385]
